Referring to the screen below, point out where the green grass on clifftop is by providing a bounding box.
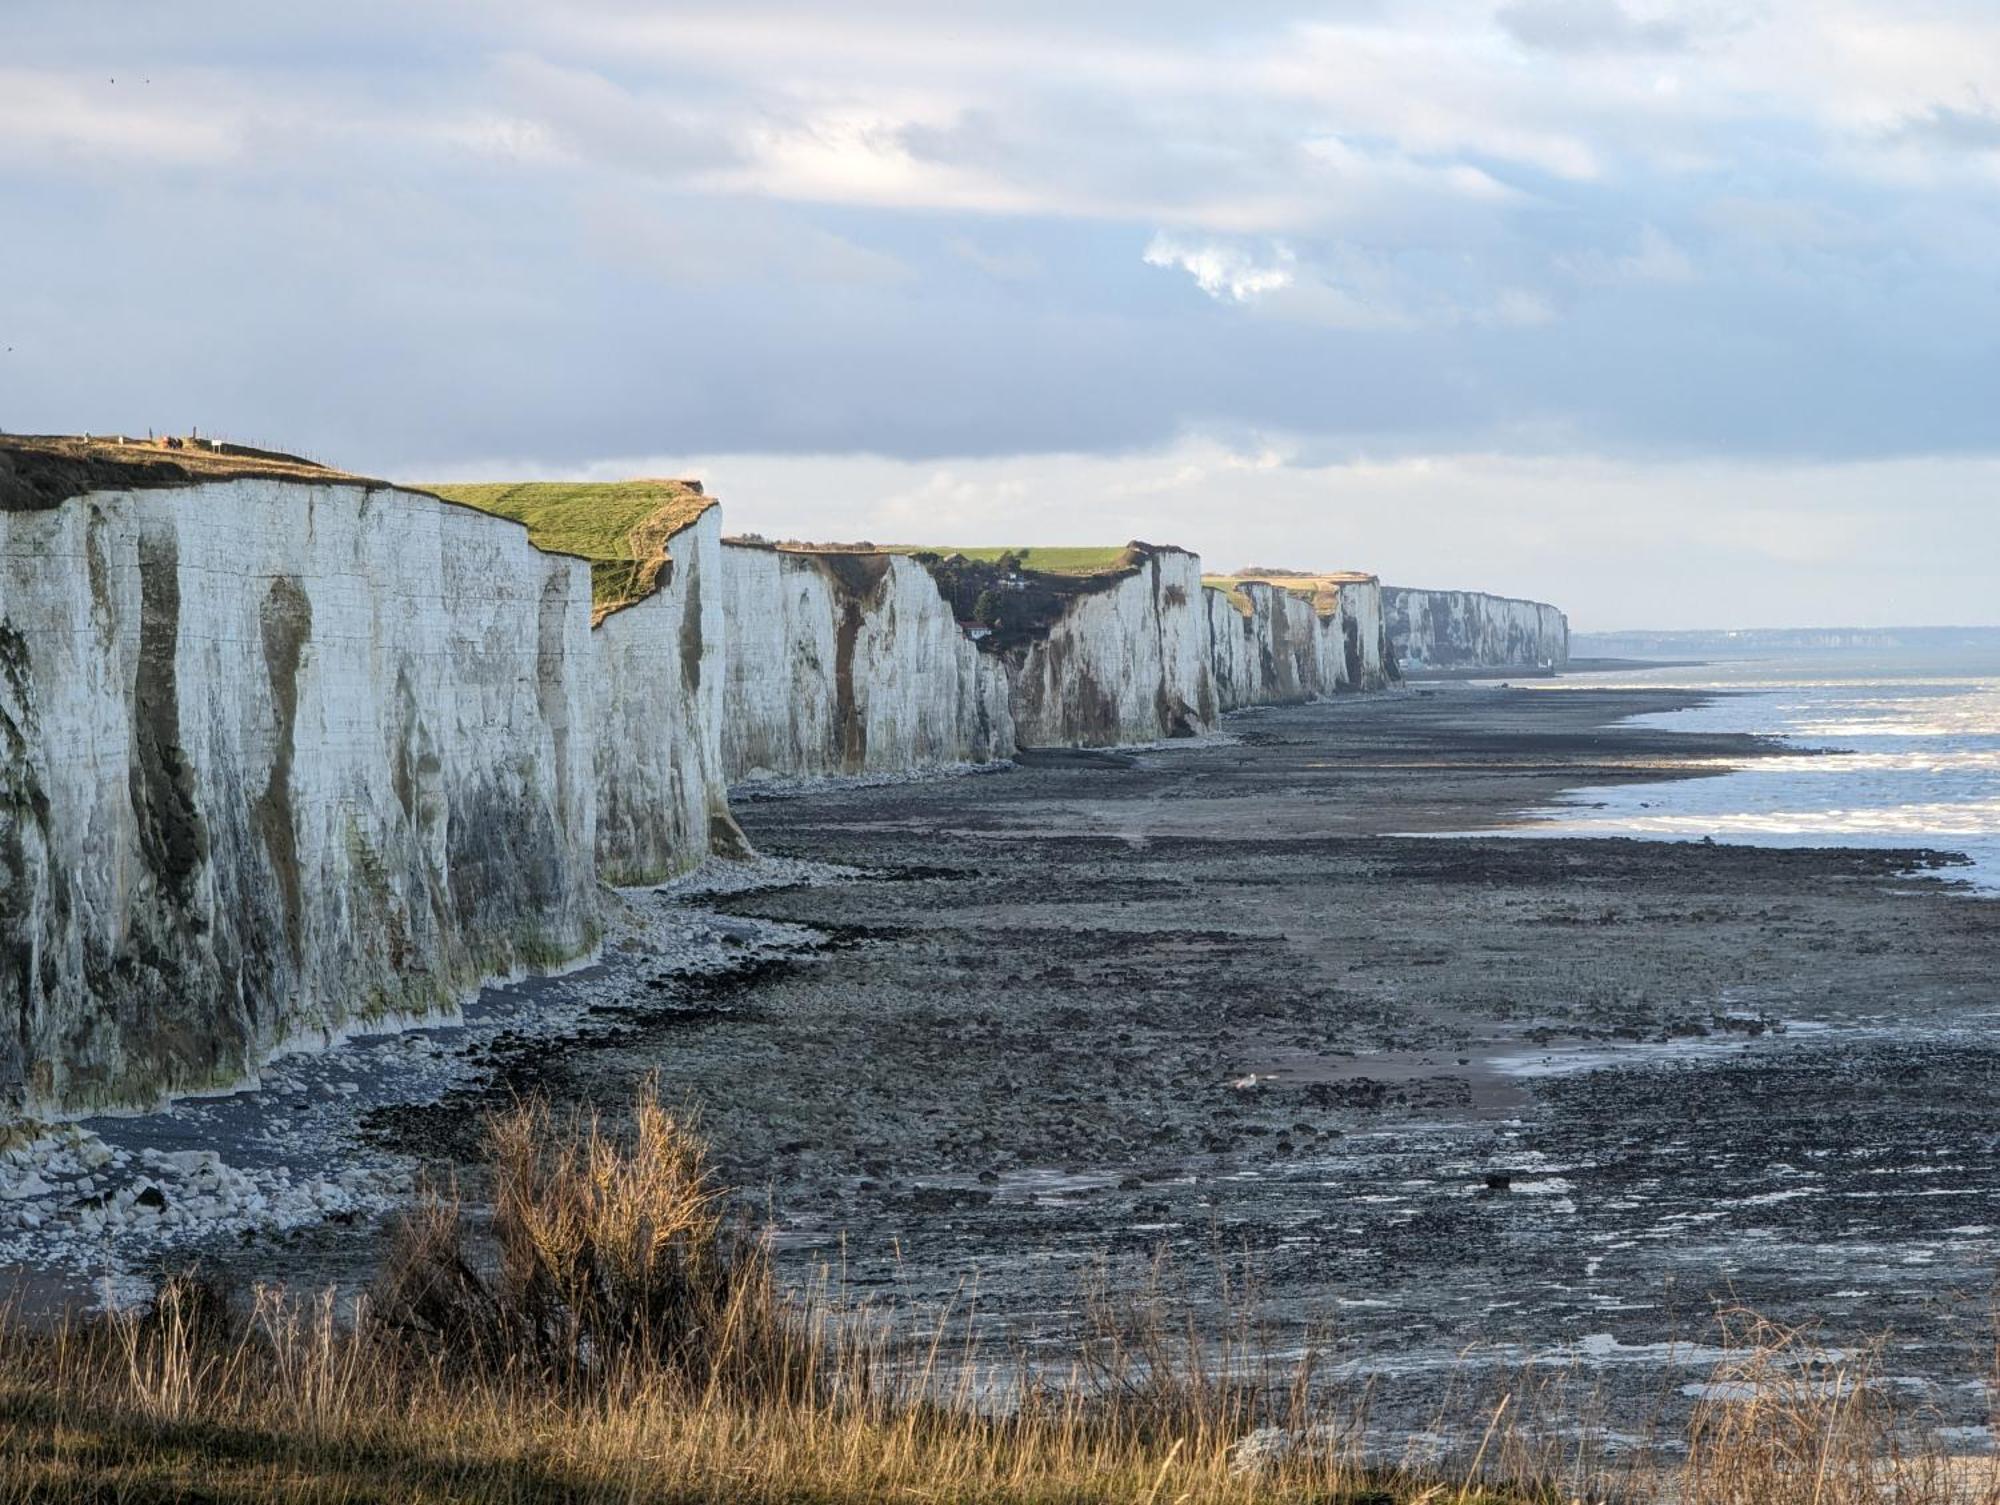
[890,544,1136,576]
[426,480,713,619]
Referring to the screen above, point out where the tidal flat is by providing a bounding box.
[358,683,1996,1434]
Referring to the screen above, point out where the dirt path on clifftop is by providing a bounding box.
[439,687,2000,1431]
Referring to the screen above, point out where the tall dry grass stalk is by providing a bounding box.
[370,1082,808,1404]
[1671,1311,2000,1505]
[0,1081,1995,1503]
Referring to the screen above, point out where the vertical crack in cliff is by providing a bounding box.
[253,576,311,969]
[130,531,208,907]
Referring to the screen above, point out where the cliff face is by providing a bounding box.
[1202,574,1398,710]
[0,479,600,1113]
[1383,587,1569,671]
[592,505,736,881]
[1338,579,1397,691]
[1003,546,1216,747]
[719,544,1011,781]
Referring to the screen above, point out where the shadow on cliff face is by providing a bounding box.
[815,553,894,773]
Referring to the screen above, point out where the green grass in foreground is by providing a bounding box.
[426,480,712,618]
[890,544,1137,576]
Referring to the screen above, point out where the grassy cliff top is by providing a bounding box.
[1204,569,1378,618]
[729,541,1188,580]
[0,433,375,510]
[886,544,1162,577]
[425,480,715,620]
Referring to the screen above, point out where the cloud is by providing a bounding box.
[491,53,744,179]
[1143,235,1295,302]
[1563,223,1697,284]
[1892,98,2000,152]
[1495,0,1692,54]
[582,196,911,287]
[1484,288,1559,326]
[0,69,238,169]
[946,236,1044,282]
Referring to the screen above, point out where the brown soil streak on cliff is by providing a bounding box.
[815,554,892,773]
[678,561,704,695]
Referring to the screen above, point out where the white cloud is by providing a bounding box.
[1563,223,1697,284]
[581,196,910,287]
[1483,288,1560,325]
[0,70,238,168]
[1496,0,1694,55]
[1143,235,1295,302]
[1619,223,1697,281]
[946,237,1044,282]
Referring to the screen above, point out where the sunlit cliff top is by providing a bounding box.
[426,480,716,621]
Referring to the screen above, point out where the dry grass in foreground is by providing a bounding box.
[0,1085,1995,1504]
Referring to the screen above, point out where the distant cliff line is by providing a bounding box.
[0,435,1560,1113]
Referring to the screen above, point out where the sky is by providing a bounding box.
[3,1,1998,628]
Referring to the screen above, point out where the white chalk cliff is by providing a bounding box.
[0,475,600,1112]
[1203,574,1397,710]
[1003,546,1216,747]
[1383,587,1569,671]
[719,543,1012,781]
[593,504,739,882]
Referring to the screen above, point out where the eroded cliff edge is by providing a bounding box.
[1,454,601,1112]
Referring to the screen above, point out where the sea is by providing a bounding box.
[1516,644,2000,893]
